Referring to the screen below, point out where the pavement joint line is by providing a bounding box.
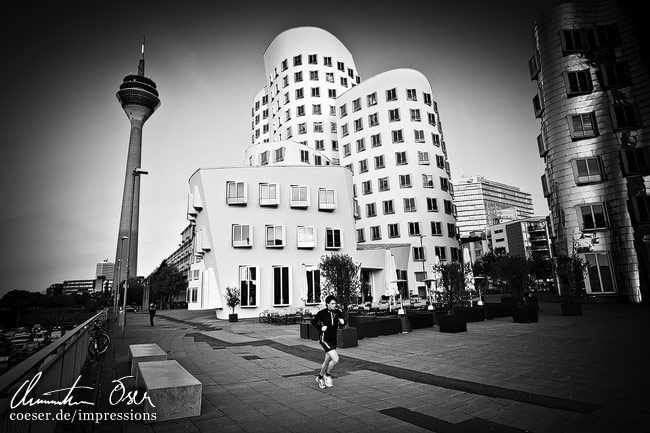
[172,316,601,416]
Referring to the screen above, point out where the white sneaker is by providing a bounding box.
[323,375,333,387]
[315,376,326,389]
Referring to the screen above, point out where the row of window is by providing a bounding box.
[340,89,435,117]
[348,151,447,171]
[358,198,456,218]
[356,220,457,242]
[357,174,451,194]
[340,109,439,135]
[231,224,342,250]
[238,264,322,307]
[226,181,336,210]
[341,131,443,155]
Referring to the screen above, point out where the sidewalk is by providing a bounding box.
[86,302,650,433]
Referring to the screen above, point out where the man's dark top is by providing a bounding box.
[311,308,345,349]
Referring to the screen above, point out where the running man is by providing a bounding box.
[311,295,345,389]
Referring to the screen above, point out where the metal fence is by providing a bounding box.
[0,310,106,433]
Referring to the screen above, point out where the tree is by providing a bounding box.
[555,254,587,303]
[147,260,188,308]
[475,252,535,306]
[433,261,468,316]
[318,253,361,326]
[224,286,240,315]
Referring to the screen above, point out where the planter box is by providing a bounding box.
[299,323,310,339]
[309,323,319,340]
[561,303,583,316]
[453,306,488,322]
[485,303,516,318]
[438,315,467,333]
[378,318,402,335]
[512,308,538,323]
[407,312,434,329]
[337,327,358,348]
[228,314,238,323]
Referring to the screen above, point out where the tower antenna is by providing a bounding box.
[137,37,146,76]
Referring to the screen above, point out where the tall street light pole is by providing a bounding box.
[122,168,148,338]
[113,235,128,321]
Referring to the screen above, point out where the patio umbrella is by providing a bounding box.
[463,248,476,304]
[299,263,307,306]
[384,249,398,312]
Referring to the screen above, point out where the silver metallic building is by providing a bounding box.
[531,0,650,302]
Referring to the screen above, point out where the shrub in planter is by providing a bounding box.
[556,254,587,316]
[337,327,358,348]
[224,286,240,323]
[432,261,470,333]
[438,314,467,333]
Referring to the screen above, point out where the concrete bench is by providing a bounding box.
[129,343,168,381]
[138,359,202,423]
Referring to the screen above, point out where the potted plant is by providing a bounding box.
[224,286,241,322]
[318,253,361,347]
[433,261,468,333]
[555,254,587,316]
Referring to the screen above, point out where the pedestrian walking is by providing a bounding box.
[149,303,156,327]
[311,295,345,389]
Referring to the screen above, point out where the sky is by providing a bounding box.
[0,0,565,297]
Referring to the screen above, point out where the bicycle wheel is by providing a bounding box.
[88,334,110,357]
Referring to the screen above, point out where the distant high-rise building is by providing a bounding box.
[96,260,115,292]
[453,175,534,238]
[531,0,650,302]
[112,41,160,292]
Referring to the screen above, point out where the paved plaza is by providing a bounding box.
[81,302,650,433]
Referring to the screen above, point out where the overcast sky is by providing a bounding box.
[0,0,564,297]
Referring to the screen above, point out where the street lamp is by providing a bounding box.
[113,235,128,321]
[122,168,148,338]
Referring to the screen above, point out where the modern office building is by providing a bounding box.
[112,42,161,293]
[95,260,114,292]
[531,0,650,302]
[489,217,553,260]
[453,175,535,238]
[186,27,458,316]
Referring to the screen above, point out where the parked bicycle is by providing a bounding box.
[88,319,110,358]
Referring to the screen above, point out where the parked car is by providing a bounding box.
[125,305,140,312]
[50,326,64,339]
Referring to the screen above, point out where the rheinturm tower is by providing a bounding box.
[113,41,160,291]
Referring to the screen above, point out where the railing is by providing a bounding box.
[0,310,106,433]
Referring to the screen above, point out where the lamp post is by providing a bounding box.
[122,168,148,338]
[113,235,128,321]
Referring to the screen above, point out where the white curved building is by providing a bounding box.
[337,69,459,297]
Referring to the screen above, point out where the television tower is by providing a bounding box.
[112,40,161,297]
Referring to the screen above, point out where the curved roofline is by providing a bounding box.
[263,26,347,57]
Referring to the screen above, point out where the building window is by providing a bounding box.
[325,228,342,249]
[593,24,621,48]
[432,133,440,146]
[386,88,397,101]
[232,224,252,247]
[583,253,616,294]
[293,55,302,66]
[422,174,434,188]
[427,198,438,212]
[389,109,400,122]
[226,181,247,205]
[561,29,589,54]
[378,177,390,191]
[273,266,290,306]
[337,61,345,71]
[435,246,447,261]
[408,222,421,236]
[354,118,363,132]
[359,159,369,173]
[403,197,416,212]
[423,93,432,105]
[568,113,597,140]
[352,98,361,112]
[309,70,319,81]
[428,112,436,126]
[356,229,365,243]
[294,71,303,83]
[418,151,430,165]
[297,226,316,249]
[447,223,457,238]
[297,105,305,116]
[311,87,320,97]
[357,138,366,153]
[362,180,372,195]
[413,247,425,261]
[406,89,417,100]
[564,69,593,96]
[388,223,400,238]
[323,56,332,67]
[318,188,336,210]
[328,89,337,98]
[259,183,279,206]
[440,177,449,191]
[395,151,407,165]
[295,88,304,99]
[290,185,310,208]
[399,174,412,188]
[371,134,382,147]
[366,202,377,217]
[610,104,640,131]
[308,54,317,64]
[431,221,442,236]
[340,104,348,118]
[367,92,377,106]
[374,155,385,169]
[572,157,603,184]
[578,203,608,231]
[383,200,394,215]
[340,77,348,87]
[266,225,285,248]
[600,63,631,89]
[343,143,351,156]
[444,200,453,214]
[306,267,321,304]
[315,139,325,150]
[314,122,323,133]
[410,109,421,121]
[260,151,269,166]
[414,130,425,143]
[239,266,257,307]
[369,113,379,127]
[620,147,650,176]
[341,124,349,136]
[392,130,404,143]
[370,226,382,241]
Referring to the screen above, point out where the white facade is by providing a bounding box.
[337,69,460,295]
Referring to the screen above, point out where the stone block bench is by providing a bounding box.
[137,359,202,423]
[129,343,167,383]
